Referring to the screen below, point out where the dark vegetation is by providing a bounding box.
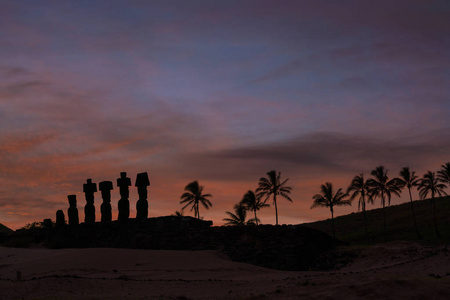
[303,196,450,245]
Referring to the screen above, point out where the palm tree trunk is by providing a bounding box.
[382,194,387,242]
[274,194,278,225]
[408,187,421,239]
[363,207,368,244]
[254,210,258,226]
[362,196,368,245]
[331,208,335,238]
[431,192,440,237]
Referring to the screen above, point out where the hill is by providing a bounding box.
[0,222,14,244]
[0,222,13,234]
[302,196,450,245]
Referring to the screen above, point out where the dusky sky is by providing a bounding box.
[1,0,449,229]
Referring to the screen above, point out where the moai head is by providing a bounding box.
[83,178,97,204]
[135,172,150,199]
[56,210,65,227]
[117,172,131,199]
[99,181,113,203]
[68,194,77,207]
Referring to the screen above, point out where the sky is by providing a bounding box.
[1,0,450,230]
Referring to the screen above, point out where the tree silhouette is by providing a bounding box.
[437,162,450,189]
[223,202,257,226]
[311,182,351,238]
[347,173,373,243]
[172,210,184,217]
[418,171,447,237]
[180,181,212,219]
[398,167,421,239]
[368,166,403,242]
[256,170,292,225]
[240,190,269,225]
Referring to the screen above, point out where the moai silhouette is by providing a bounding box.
[117,172,131,221]
[56,210,65,227]
[83,178,97,224]
[99,181,113,222]
[135,172,150,220]
[67,195,79,225]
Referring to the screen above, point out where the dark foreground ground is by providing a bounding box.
[1,241,450,299]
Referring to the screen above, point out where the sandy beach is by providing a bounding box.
[0,241,449,299]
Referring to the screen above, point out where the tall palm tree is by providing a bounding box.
[398,167,421,239]
[347,173,373,242]
[240,190,269,225]
[179,181,212,219]
[223,203,257,226]
[368,166,402,242]
[311,182,351,238]
[437,162,450,189]
[256,170,292,225]
[417,171,447,237]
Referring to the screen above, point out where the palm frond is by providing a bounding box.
[257,170,293,225]
[179,180,212,219]
[311,182,351,209]
[280,192,292,202]
[418,171,447,199]
[223,202,250,226]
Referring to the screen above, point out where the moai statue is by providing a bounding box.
[99,181,113,222]
[67,195,79,225]
[135,172,150,220]
[83,178,97,224]
[56,210,65,227]
[117,172,131,221]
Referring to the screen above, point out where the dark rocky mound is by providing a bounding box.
[6,216,215,250]
[3,217,344,271]
[220,225,346,270]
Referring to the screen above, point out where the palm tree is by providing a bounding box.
[417,171,447,237]
[347,173,373,242]
[311,182,351,238]
[179,181,212,219]
[240,190,269,225]
[368,166,403,242]
[223,203,257,226]
[398,167,421,239]
[172,210,184,217]
[256,170,292,225]
[437,162,450,189]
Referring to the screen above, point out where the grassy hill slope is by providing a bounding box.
[302,196,450,245]
[0,223,14,234]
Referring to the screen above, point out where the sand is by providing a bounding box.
[0,241,449,299]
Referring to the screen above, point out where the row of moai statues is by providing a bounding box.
[57,172,150,226]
